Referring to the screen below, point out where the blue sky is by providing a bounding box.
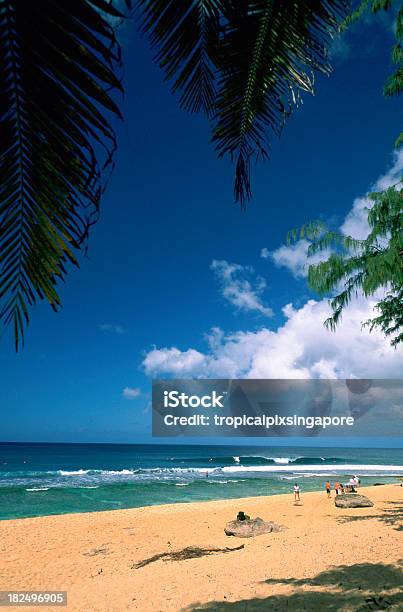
[1,13,402,443]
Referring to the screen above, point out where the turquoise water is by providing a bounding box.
[0,443,402,520]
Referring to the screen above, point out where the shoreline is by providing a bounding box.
[1,484,402,611]
[0,480,401,523]
[1,475,402,523]
[0,472,403,523]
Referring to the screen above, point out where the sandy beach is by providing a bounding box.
[0,484,402,611]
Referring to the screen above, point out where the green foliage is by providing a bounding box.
[290,0,403,345]
[384,3,403,97]
[135,1,223,116]
[342,1,403,102]
[0,1,129,350]
[135,1,348,207]
[293,184,403,345]
[342,0,393,29]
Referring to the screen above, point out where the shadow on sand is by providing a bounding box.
[336,501,403,532]
[187,561,403,611]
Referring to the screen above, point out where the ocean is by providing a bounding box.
[0,443,402,520]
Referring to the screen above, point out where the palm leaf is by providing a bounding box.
[135,1,347,206]
[135,0,223,115]
[212,0,347,206]
[0,0,128,349]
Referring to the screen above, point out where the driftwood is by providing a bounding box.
[133,544,244,568]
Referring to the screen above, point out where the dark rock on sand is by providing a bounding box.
[334,494,374,508]
[224,517,285,538]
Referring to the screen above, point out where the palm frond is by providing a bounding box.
[135,0,223,114]
[135,1,347,206]
[212,0,347,206]
[0,0,128,349]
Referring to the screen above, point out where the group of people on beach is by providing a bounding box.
[325,476,360,497]
[292,476,360,502]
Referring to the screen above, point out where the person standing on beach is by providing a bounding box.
[293,483,300,502]
[334,481,340,495]
[325,481,331,497]
[349,477,357,492]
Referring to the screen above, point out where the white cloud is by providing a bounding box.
[340,194,372,240]
[122,387,141,399]
[99,323,127,335]
[142,154,402,383]
[211,259,273,317]
[142,296,402,379]
[260,247,270,259]
[270,239,331,279]
[374,149,403,190]
[143,347,206,377]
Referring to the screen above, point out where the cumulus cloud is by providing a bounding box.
[211,259,273,317]
[99,323,127,335]
[142,296,402,379]
[271,239,331,279]
[143,153,403,381]
[143,347,205,377]
[122,387,141,399]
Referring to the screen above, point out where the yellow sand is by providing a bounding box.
[0,485,402,611]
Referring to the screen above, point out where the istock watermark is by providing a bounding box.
[163,390,226,408]
[152,379,403,438]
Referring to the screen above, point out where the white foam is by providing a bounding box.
[26,487,50,492]
[233,456,240,463]
[222,464,403,474]
[100,469,136,475]
[241,456,296,464]
[170,467,218,474]
[58,468,139,477]
[58,469,90,476]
